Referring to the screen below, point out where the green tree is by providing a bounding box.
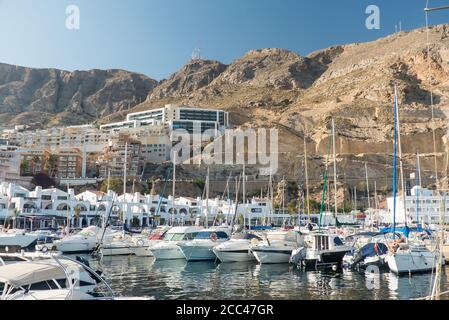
[237,214,244,225]
[20,159,30,176]
[101,177,124,194]
[287,201,297,214]
[193,177,206,191]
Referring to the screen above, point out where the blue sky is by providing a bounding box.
[0,0,447,80]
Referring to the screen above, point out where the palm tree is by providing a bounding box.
[20,160,30,176]
[11,209,20,229]
[74,206,81,227]
[44,154,58,177]
[31,155,41,174]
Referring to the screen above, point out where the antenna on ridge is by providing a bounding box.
[191,48,202,61]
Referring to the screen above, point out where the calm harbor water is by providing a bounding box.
[82,255,449,300]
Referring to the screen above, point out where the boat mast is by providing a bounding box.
[332,119,338,221]
[394,84,408,226]
[416,153,421,225]
[392,86,399,238]
[365,162,371,228]
[172,153,176,227]
[304,125,311,223]
[205,166,210,228]
[243,163,247,229]
[374,181,379,225]
[123,142,128,196]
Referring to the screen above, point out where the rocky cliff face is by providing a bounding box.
[2,24,449,202]
[124,24,449,199]
[0,64,158,127]
[149,59,227,99]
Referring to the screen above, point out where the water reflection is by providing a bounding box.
[78,255,448,300]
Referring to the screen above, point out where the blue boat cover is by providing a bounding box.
[379,225,431,238]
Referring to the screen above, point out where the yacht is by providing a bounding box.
[0,229,39,252]
[0,256,152,300]
[386,243,445,274]
[150,226,203,260]
[178,227,231,262]
[132,226,172,257]
[100,233,143,257]
[250,230,302,264]
[290,232,351,268]
[53,226,118,254]
[213,232,262,263]
[0,257,99,300]
[0,251,61,266]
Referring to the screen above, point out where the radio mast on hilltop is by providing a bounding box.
[191,47,202,61]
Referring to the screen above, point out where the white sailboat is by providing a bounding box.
[385,85,443,274]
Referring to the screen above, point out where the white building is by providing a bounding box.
[386,186,449,225]
[101,104,229,135]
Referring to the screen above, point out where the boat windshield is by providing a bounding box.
[231,233,262,241]
[78,230,95,237]
[194,232,228,240]
[164,233,186,241]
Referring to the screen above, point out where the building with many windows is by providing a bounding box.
[101,104,229,135]
[386,186,449,225]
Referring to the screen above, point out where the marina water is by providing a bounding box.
[82,255,449,300]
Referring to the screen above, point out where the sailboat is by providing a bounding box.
[385,85,444,274]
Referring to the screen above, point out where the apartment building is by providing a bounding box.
[101,104,229,135]
[386,185,449,225]
[98,134,144,178]
[45,149,83,179]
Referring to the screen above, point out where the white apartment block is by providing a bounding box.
[101,104,229,135]
[386,186,449,225]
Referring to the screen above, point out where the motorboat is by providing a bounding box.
[53,226,119,254]
[0,229,39,252]
[0,250,61,266]
[386,242,445,274]
[250,230,302,264]
[290,232,351,269]
[150,226,203,260]
[99,233,143,257]
[0,257,99,300]
[132,226,172,257]
[178,227,231,262]
[0,255,152,300]
[213,232,262,263]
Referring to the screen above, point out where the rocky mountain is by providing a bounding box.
[2,24,449,204]
[0,64,158,127]
[116,24,449,201]
[149,59,227,99]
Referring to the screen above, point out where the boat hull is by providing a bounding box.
[252,248,293,264]
[213,249,256,263]
[151,245,185,260]
[179,243,218,262]
[387,252,444,274]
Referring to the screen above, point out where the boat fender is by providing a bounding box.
[137,239,145,247]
